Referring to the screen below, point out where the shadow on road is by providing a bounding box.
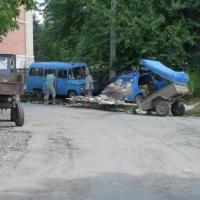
[0,124,15,128]
[0,172,200,200]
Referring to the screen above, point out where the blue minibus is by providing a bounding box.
[26,62,92,97]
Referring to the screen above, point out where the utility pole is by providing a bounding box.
[109,0,117,80]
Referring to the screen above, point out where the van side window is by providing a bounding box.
[68,67,85,79]
[58,70,67,79]
[29,68,43,76]
[44,69,56,77]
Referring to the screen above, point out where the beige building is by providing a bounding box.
[0,6,34,69]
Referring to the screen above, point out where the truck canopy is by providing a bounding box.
[140,59,189,85]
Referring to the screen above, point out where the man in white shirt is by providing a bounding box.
[85,69,94,97]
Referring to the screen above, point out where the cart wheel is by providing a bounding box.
[171,103,185,116]
[13,101,24,127]
[155,100,170,116]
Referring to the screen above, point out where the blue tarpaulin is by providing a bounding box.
[140,59,189,85]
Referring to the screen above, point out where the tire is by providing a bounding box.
[68,91,77,98]
[171,103,185,116]
[155,100,170,116]
[11,108,15,122]
[13,101,24,127]
[134,95,143,104]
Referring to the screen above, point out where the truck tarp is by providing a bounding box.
[140,59,189,85]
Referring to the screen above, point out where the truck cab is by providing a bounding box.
[0,54,16,75]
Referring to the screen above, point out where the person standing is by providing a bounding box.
[44,71,56,104]
[85,69,94,97]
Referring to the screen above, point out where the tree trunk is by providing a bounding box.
[109,0,117,80]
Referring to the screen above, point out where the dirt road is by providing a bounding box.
[0,103,200,200]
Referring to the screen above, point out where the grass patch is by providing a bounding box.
[186,100,200,117]
[186,97,200,105]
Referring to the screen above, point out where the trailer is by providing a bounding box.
[140,59,189,116]
[141,83,189,116]
[0,68,24,127]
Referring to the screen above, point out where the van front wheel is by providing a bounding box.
[68,91,77,98]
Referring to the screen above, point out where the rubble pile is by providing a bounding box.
[102,81,133,101]
[66,95,138,113]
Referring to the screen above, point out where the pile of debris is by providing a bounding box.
[65,95,138,113]
[102,80,133,101]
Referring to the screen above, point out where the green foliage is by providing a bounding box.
[186,102,200,116]
[35,0,200,73]
[90,64,110,90]
[189,72,200,96]
[0,0,36,39]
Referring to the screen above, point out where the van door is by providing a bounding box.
[56,69,68,95]
[26,68,43,93]
[67,67,85,95]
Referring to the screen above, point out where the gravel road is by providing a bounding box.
[0,103,200,200]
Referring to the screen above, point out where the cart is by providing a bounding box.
[140,59,190,116]
[0,74,24,126]
[141,83,189,116]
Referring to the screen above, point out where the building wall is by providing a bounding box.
[0,6,34,68]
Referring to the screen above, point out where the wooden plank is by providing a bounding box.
[66,97,138,112]
[0,82,23,95]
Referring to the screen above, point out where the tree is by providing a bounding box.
[33,14,43,61]
[0,0,36,39]
[35,0,200,74]
[110,0,117,79]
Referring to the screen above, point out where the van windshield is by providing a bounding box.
[115,78,134,88]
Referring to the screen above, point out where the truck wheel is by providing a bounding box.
[68,91,76,98]
[155,100,170,116]
[11,108,16,122]
[134,95,143,104]
[171,103,185,116]
[13,101,24,127]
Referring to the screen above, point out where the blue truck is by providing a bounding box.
[103,59,189,116]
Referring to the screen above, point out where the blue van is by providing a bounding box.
[26,62,91,97]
